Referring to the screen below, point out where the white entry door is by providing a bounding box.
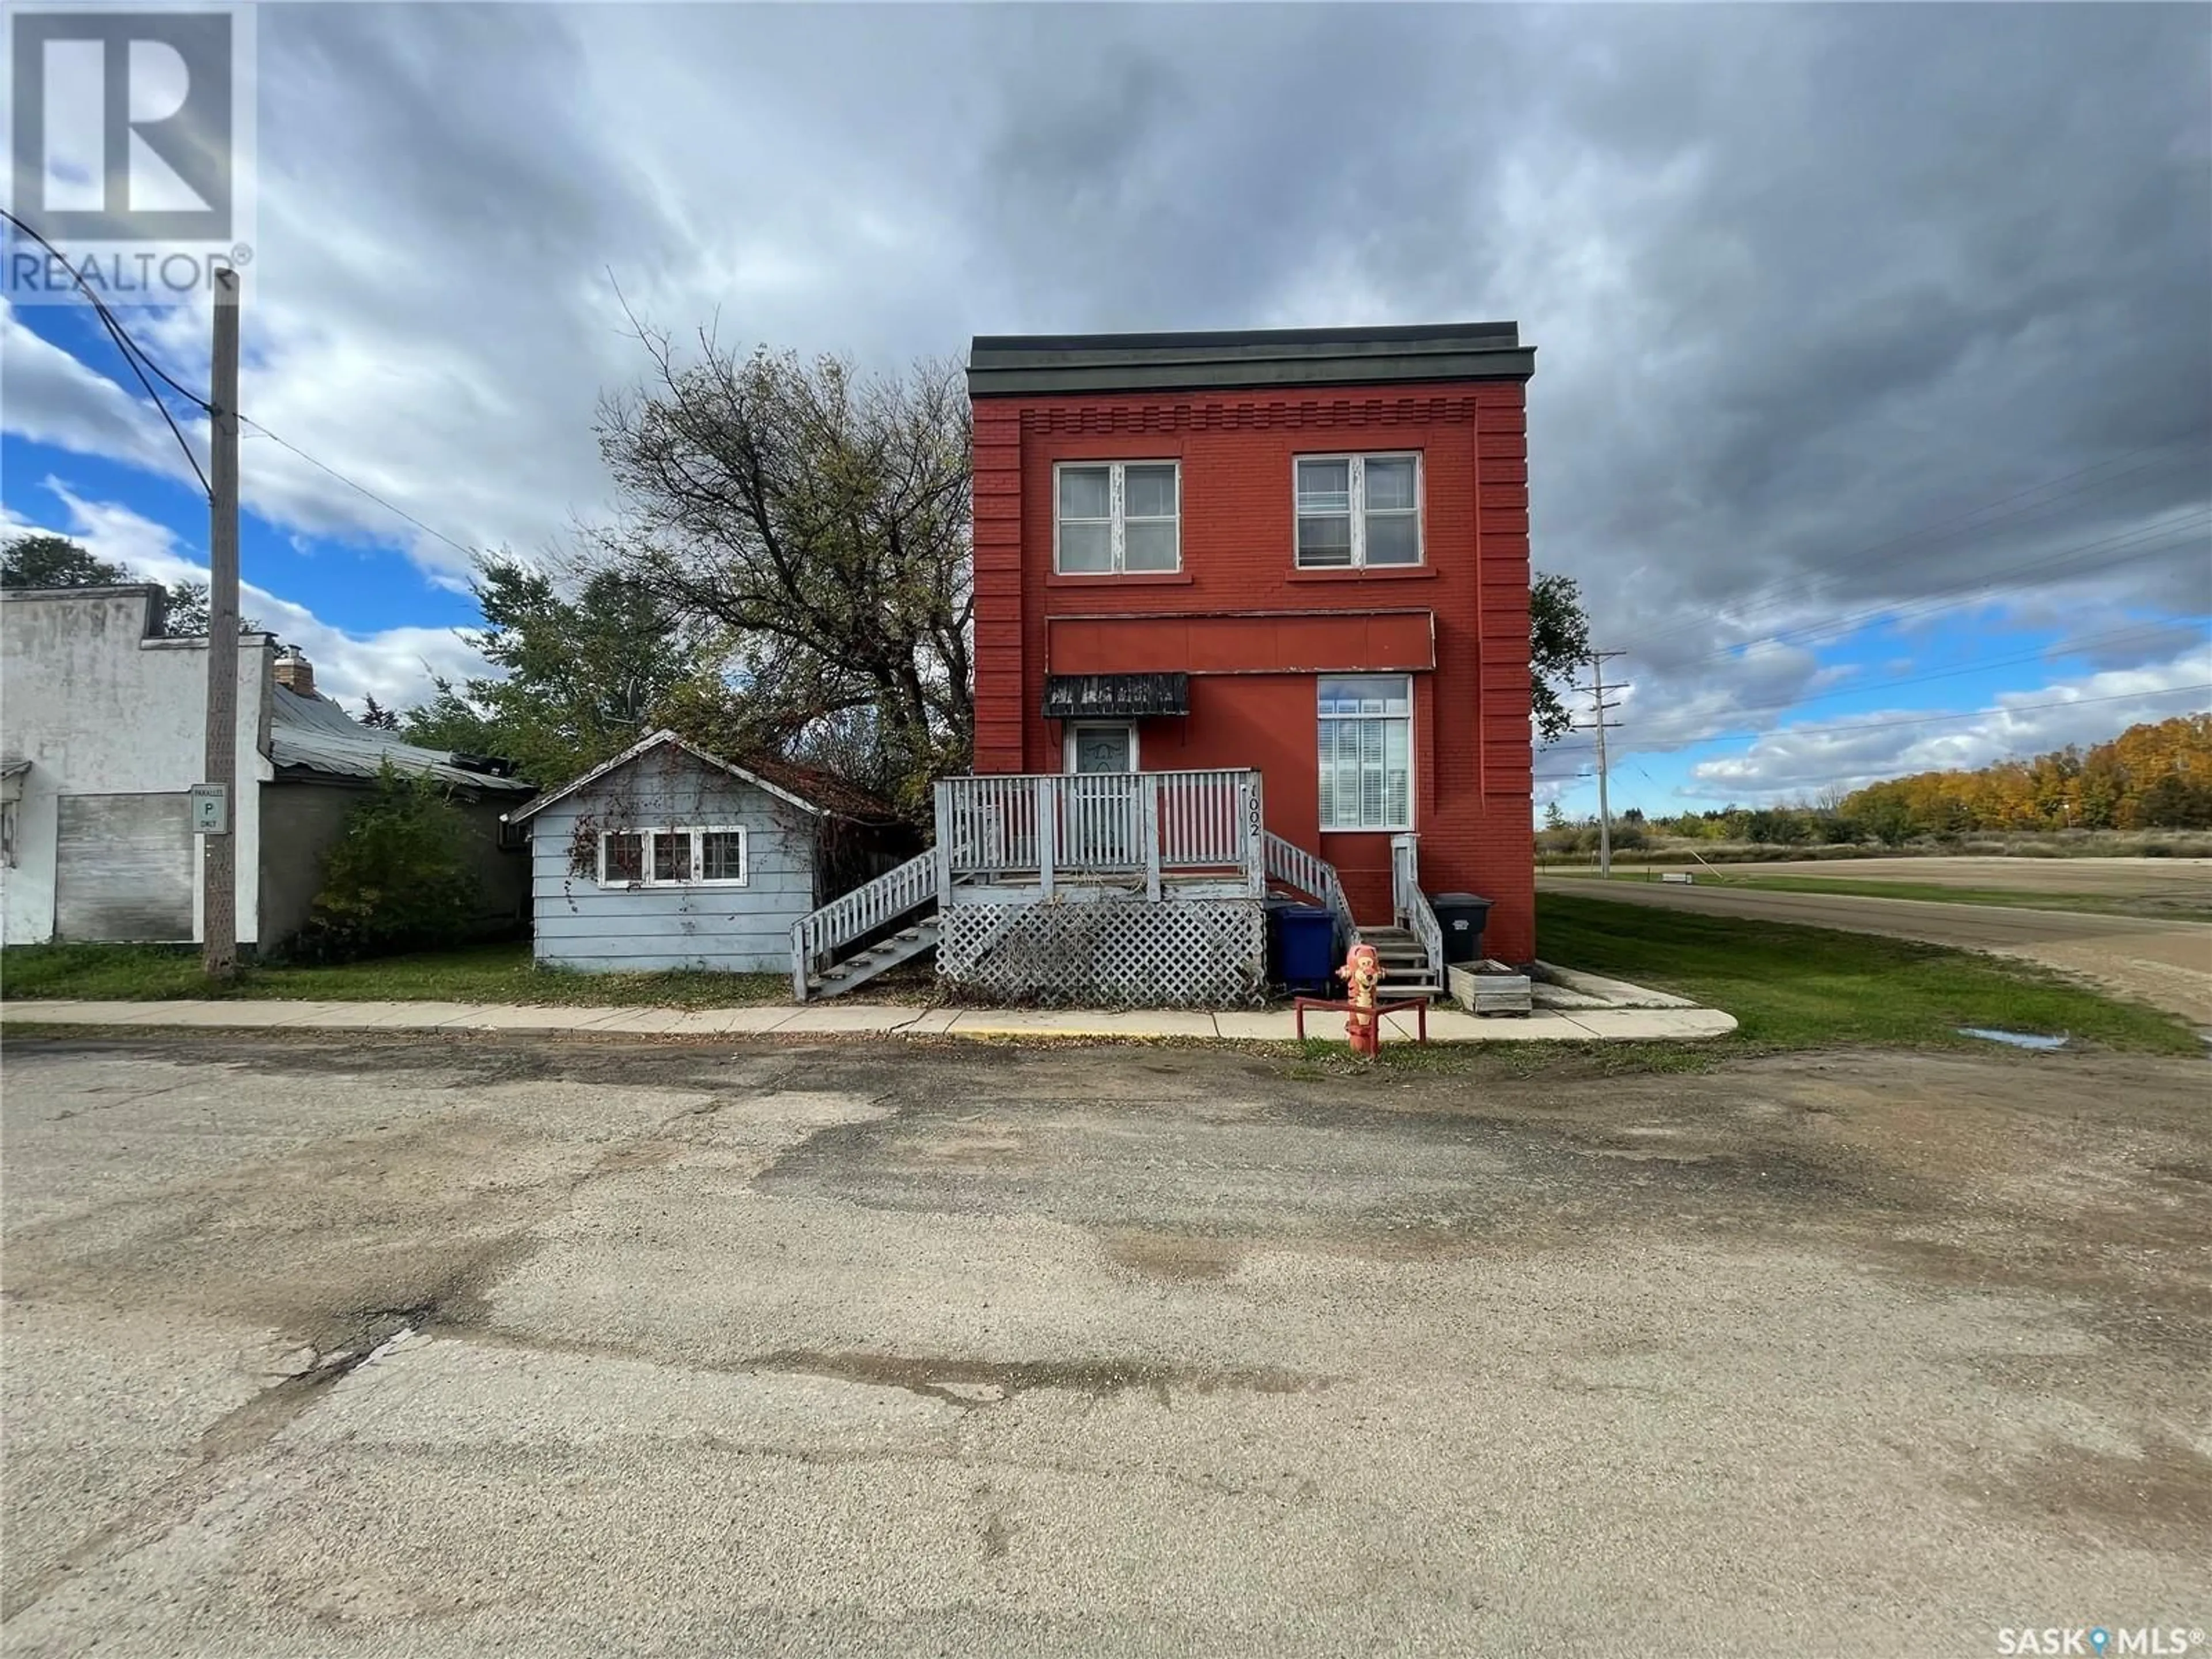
[1063,724,1140,869]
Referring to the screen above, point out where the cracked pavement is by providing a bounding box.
[1,1032,2207,1656]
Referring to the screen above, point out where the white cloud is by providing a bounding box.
[1685,646,2212,798]
[3,485,494,713]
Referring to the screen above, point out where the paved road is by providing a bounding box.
[1542,876,2212,1024]
[4,1032,2207,1657]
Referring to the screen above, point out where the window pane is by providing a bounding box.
[653,831,692,882]
[1386,723,1411,827]
[1297,514,1353,565]
[1318,679,1365,717]
[1365,512,1419,566]
[1123,464,1177,520]
[604,832,643,882]
[701,831,744,881]
[1321,675,1410,716]
[1297,459,1350,512]
[1123,520,1177,571]
[1059,466,1110,520]
[1363,457,1416,511]
[1059,520,1112,571]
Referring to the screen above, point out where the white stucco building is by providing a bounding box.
[1,585,532,950]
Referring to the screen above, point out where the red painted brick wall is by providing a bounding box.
[969,381,1534,963]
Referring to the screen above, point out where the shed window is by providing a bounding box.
[1295,453,1423,568]
[598,825,748,888]
[653,832,692,882]
[601,831,645,884]
[700,830,745,882]
[1317,675,1413,831]
[1056,460,1180,574]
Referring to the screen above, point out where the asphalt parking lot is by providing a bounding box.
[3,1032,2207,1657]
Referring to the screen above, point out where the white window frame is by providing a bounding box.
[1317,675,1415,832]
[1293,451,1424,569]
[1054,460,1182,574]
[597,825,748,888]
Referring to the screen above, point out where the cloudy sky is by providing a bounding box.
[4,2,2207,815]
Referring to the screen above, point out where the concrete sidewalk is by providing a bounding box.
[0,997,1736,1044]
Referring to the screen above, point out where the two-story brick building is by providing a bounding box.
[969,323,1536,957]
[788,322,1537,1006]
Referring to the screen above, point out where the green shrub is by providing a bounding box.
[292,763,478,963]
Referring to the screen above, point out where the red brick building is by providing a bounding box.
[965,324,1537,964]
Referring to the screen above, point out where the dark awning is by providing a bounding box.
[1043,672,1190,719]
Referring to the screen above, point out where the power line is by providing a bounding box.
[2,207,213,495]
[5,209,486,566]
[1631,618,2203,745]
[1669,509,2209,673]
[1537,677,2210,765]
[1643,683,2209,753]
[238,418,486,566]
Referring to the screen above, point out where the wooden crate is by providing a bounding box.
[1446,961,1533,1016]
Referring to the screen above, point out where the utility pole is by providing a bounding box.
[202,264,241,978]
[1575,650,1627,878]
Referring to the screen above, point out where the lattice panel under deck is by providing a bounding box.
[938,900,1266,1007]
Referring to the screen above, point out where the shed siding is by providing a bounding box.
[527,748,817,974]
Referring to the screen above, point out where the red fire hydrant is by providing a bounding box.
[1339,941,1385,1058]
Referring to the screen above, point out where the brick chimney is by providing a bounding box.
[273,646,316,699]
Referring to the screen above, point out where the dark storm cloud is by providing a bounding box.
[7,3,2205,771]
[957,6,2207,713]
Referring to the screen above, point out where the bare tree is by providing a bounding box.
[592,335,973,809]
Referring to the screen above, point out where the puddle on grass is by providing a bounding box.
[1956,1028,2070,1051]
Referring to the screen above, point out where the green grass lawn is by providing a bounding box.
[1617,870,2212,923]
[0,941,793,1008]
[1539,892,2204,1055]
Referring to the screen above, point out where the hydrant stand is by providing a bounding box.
[1292,995,1431,1046]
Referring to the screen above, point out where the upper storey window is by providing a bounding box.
[1294,453,1422,568]
[1055,461,1181,574]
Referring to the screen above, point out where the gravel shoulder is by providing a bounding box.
[3,1031,2207,1657]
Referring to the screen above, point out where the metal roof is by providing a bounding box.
[504,729,887,825]
[269,685,534,794]
[967,321,1534,398]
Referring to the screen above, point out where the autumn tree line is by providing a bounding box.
[1835,714,2212,838]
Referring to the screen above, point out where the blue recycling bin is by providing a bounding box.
[1271,904,1338,994]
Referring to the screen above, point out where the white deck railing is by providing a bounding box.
[935,769,1264,900]
[1391,832,1445,973]
[790,848,938,1000]
[1263,830,1356,955]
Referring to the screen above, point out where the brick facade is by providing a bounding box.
[969,378,1535,964]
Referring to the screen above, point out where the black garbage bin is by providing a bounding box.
[1430,893,1493,965]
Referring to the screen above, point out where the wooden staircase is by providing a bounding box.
[791,850,941,1002]
[805,916,940,999]
[1358,925,1445,1001]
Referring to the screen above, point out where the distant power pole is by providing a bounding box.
[202,265,241,978]
[1576,650,1628,878]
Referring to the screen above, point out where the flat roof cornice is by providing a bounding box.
[967,321,1533,397]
